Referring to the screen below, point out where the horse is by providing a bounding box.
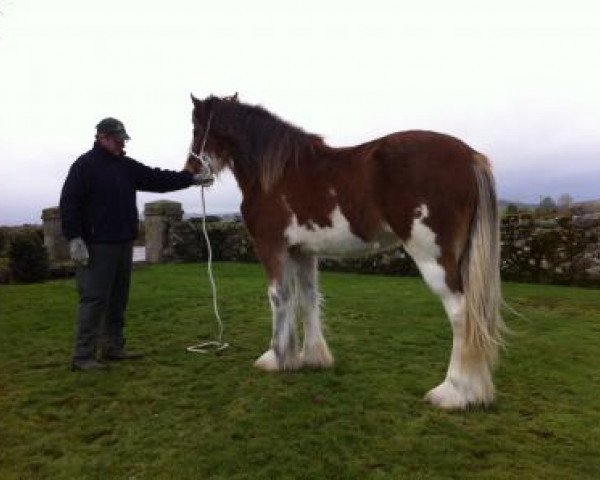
[184,93,504,410]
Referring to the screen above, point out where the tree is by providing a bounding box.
[505,204,519,215]
[557,193,573,212]
[8,232,49,283]
[537,196,557,216]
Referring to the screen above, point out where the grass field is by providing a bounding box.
[1,263,599,479]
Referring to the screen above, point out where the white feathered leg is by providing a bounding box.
[291,252,333,369]
[255,258,301,371]
[424,291,494,409]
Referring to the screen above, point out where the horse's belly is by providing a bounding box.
[284,206,400,258]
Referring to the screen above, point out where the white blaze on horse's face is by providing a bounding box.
[284,204,401,257]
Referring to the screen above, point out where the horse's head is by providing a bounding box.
[184,93,239,177]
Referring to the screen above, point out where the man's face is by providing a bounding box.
[98,133,126,155]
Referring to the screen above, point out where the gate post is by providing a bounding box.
[144,201,183,263]
[41,207,70,262]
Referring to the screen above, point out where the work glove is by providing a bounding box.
[192,163,214,187]
[69,237,89,266]
[192,172,215,187]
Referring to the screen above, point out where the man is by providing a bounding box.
[60,117,213,371]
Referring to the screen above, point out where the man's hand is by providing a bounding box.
[69,237,89,266]
[192,173,215,187]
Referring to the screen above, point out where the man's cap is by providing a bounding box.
[96,117,131,141]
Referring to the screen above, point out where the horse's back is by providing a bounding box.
[374,130,477,170]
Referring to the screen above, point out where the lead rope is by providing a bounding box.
[186,112,228,353]
[186,185,229,353]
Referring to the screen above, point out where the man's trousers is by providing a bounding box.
[72,242,133,360]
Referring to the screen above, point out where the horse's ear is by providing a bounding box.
[223,92,239,102]
[190,93,200,105]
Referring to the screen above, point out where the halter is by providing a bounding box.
[188,111,214,174]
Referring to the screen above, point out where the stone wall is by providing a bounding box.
[164,212,600,286]
[170,218,256,263]
[167,218,421,275]
[39,202,600,287]
[500,213,600,285]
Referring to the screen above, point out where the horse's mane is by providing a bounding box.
[213,98,325,191]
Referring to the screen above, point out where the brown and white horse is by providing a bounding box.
[185,93,504,410]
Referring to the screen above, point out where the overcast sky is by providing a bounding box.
[1,0,599,225]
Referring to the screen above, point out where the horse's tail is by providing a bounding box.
[461,153,505,364]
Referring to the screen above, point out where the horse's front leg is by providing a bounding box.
[254,253,301,372]
[290,250,334,369]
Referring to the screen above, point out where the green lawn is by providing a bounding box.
[1,263,599,479]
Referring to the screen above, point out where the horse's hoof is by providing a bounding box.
[425,382,469,410]
[300,346,334,369]
[425,380,494,410]
[254,349,279,372]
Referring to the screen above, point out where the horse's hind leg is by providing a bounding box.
[290,250,334,369]
[254,254,301,371]
[404,221,493,409]
[423,265,494,410]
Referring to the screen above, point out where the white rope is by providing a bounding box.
[186,182,229,353]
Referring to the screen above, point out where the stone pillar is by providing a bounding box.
[41,207,70,262]
[144,200,183,263]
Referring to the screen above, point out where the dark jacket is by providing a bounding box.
[60,143,193,244]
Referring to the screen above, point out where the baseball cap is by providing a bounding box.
[96,117,131,141]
